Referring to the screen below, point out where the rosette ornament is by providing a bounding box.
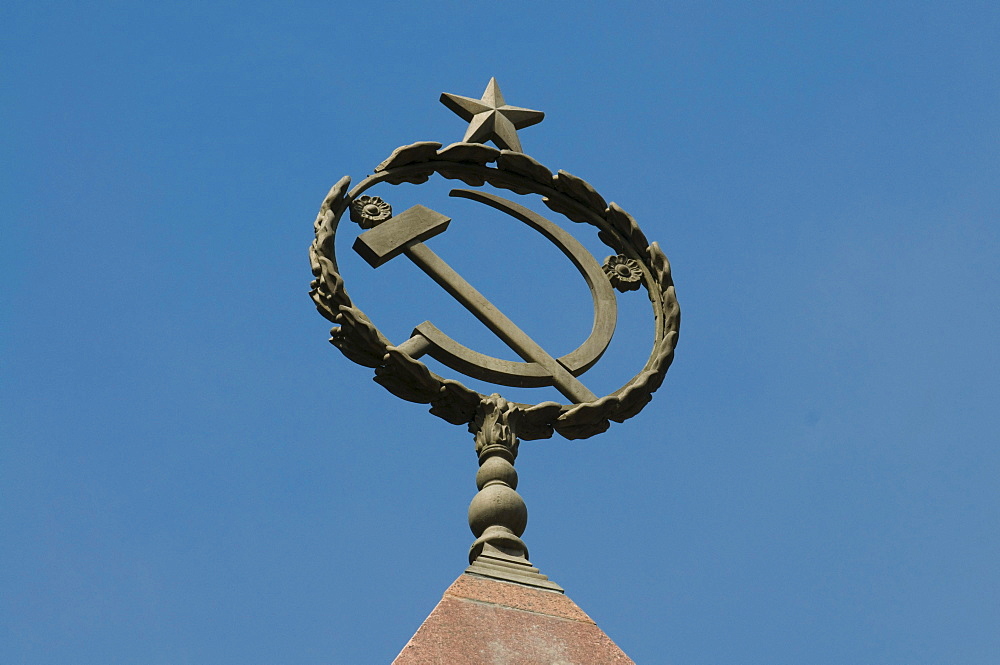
[349,195,392,229]
[603,254,643,292]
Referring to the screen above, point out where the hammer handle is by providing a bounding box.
[405,242,598,404]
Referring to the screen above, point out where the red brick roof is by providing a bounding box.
[393,573,634,664]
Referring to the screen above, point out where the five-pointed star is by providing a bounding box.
[440,78,544,153]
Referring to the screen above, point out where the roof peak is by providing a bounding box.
[392,573,634,664]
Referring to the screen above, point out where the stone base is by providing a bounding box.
[392,573,634,664]
[466,542,564,592]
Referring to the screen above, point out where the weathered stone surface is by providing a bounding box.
[440,78,544,153]
[392,574,634,665]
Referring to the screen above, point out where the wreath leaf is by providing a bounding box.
[437,142,501,165]
[554,170,607,212]
[496,150,553,183]
[375,142,442,171]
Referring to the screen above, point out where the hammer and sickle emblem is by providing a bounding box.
[352,189,617,404]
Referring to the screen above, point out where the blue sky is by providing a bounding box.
[3,2,998,663]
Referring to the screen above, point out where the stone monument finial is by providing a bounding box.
[308,78,680,591]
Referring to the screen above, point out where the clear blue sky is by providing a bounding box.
[3,2,998,663]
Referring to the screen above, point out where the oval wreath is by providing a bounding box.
[309,141,680,440]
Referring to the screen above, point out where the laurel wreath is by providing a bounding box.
[309,141,680,440]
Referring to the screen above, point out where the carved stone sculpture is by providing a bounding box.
[309,78,680,589]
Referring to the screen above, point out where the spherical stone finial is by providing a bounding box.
[468,483,527,538]
[476,455,518,490]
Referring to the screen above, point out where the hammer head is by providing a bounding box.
[352,204,451,268]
